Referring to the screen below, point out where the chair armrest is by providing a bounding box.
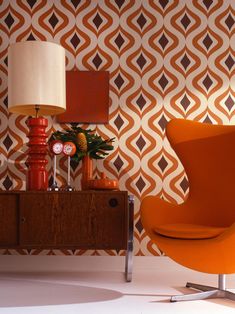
[215,222,235,241]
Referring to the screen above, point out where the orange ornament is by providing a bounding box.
[63,141,76,156]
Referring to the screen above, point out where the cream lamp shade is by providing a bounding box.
[8,41,66,116]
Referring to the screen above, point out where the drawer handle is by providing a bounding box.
[109,198,118,207]
[21,217,26,223]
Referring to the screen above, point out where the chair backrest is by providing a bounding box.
[166,119,235,227]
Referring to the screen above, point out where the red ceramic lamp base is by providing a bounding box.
[26,117,48,191]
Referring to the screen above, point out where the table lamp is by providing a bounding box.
[8,41,66,191]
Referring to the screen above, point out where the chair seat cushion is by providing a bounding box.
[154,223,227,239]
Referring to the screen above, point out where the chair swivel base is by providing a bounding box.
[171,282,235,302]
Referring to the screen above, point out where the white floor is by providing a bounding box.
[0,256,235,314]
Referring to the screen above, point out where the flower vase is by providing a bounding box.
[81,155,93,190]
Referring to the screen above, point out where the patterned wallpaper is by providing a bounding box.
[0,0,234,256]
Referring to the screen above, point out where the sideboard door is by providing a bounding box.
[19,193,57,246]
[19,191,128,250]
[0,193,18,246]
[19,192,96,247]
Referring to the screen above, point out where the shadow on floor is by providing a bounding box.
[1,272,235,309]
[0,272,122,307]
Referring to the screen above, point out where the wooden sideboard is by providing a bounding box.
[0,190,134,281]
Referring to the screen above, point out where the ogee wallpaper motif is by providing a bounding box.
[0,0,234,255]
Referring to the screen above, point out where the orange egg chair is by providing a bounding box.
[141,119,235,302]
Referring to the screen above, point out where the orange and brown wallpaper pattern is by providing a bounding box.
[0,0,234,256]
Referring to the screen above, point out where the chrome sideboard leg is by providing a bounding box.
[125,195,134,282]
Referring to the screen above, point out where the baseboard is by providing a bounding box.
[0,255,173,272]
